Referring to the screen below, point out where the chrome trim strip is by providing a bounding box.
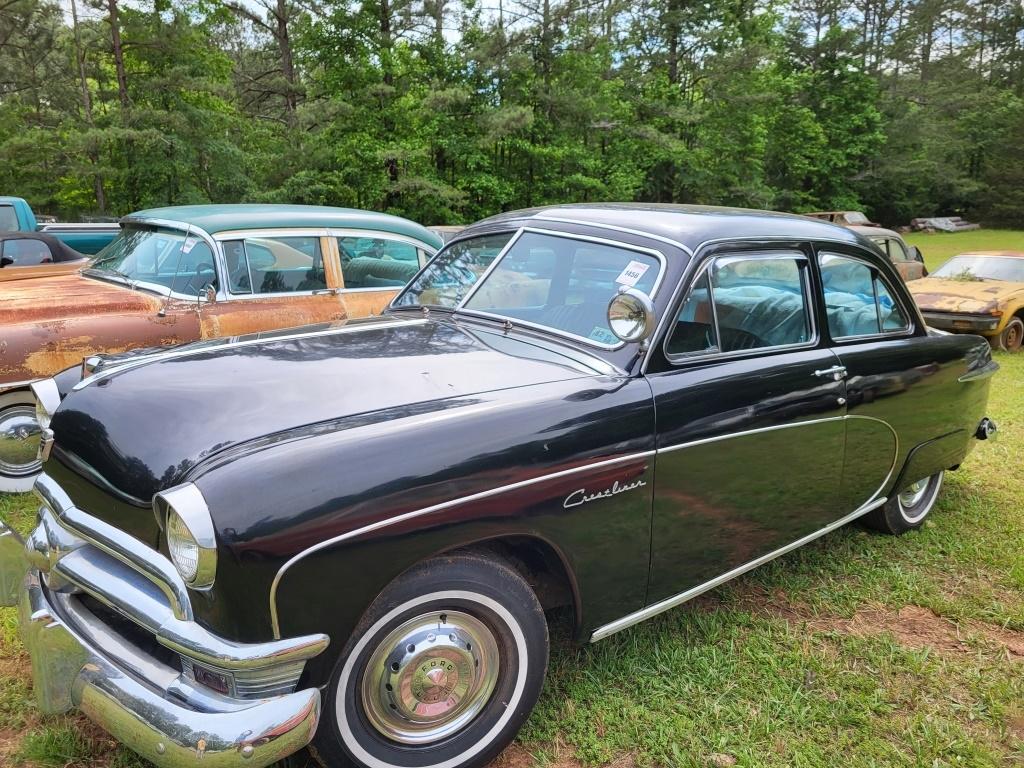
[269,412,902,638]
[959,361,1000,382]
[588,496,887,642]
[267,449,657,638]
[73,318,428,391]
[0,378,40,394]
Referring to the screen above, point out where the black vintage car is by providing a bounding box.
[0,205,999,768]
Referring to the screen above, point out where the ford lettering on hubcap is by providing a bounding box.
[361,611,500,745]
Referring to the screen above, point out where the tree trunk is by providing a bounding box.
[107,0,129,110]
[275,0,298,125]
[70,0,106,212]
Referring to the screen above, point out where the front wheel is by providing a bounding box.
[995,317,1023,353]
[862,471,944,534]
[310,553,549,768]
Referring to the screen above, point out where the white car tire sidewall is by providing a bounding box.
[334,589,529,768]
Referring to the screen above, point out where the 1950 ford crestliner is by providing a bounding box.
[0,205,999,768]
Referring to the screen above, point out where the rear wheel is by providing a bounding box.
[0,390,41,493]
[310,553,549,768]
[996,317,1023,352]
[862,471,944,534]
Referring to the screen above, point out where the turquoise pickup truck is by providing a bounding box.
[0,196,119,255]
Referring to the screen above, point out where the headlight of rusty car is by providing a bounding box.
[154,483,217,589]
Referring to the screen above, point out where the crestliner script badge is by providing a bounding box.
[563,478,647,508]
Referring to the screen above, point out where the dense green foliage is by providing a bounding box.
[0,0,1021,226]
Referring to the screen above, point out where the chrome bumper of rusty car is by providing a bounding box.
[0,474,330,768]
[921,311,1001,334]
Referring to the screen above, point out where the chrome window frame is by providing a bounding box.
[662,249,819,365]
[212,228,331,299]
[329,228,438,293]
[89,218,222,303]
[817,250,915,342]
[451,226,668,353]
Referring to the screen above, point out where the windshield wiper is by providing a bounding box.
[84,266,136,288]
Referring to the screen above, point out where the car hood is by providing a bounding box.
[46,316,603,539]
[0,272,159,322]
[909,278,1024,313]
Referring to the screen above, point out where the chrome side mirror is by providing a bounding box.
[607,287,656,343]
[201,284,216,303]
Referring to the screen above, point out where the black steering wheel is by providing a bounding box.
[182,263,216,296]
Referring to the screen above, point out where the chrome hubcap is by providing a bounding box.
[361,610,500,745]
[899,478,930,510]
[0,406,41,476]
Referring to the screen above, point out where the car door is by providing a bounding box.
[816,247,926,511]
[198,231,348,337]
[335,233,434,317]
[644,246,849,606]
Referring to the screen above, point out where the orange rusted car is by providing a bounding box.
[0,204,442,490]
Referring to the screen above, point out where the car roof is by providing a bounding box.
[955,251,1024,259]
[467,203,866,252]
[848,225,902,238]
[123,204,443,248]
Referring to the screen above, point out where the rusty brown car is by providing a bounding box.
[849,225,927,281]
[0,204,442,490]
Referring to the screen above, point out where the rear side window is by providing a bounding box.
[666,252,813,358]
[0,206,18,233]
[819,253,910,338]
[2,238,54,265]
[223,236,327,294]
[338,236,422,289]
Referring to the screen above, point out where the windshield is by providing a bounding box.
[394,230,662,347]
[931,255,1024,282]
[88,226,216,294]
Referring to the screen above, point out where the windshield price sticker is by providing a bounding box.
[616,260,650,287]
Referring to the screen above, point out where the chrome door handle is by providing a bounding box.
[814,365,847,380]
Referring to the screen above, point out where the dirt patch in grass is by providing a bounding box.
[493,742,585,768]
[728,584,1024,659]
[809,605,1024,660]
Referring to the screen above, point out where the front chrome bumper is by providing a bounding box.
[0,473,330,768]
[921,311,1001,334]
[18,570,320,767]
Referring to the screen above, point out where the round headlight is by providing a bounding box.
[155,483,217,588]
[167,510,200,583]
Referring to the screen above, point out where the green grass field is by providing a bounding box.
[905,229,1024,272]
[1,231,1023,767]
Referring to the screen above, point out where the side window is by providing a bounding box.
[819,253,911,338]
[0,206,17,233]
[888,238,909,261]
[665,271,717,356]
[666,253,812,358]
[339,236,421,289]
[223,236,326,295]
[2,238,54,265]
